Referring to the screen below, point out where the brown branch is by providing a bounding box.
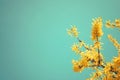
[96,36,100,54]
[96,36,101,66]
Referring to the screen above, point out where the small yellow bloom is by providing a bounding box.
[91,71,102,79]
[115,19,120,27]
[103,63,113,74]
[106,20,111,28]
[93,41,101,49]
[79,41,84,48]
[80,56,89,66]
[67,26,79,37]
[72,60,84,72]
[113,57,120,67]
[73,64,83,72]
[71,43,80,54]
[103,75,113,80]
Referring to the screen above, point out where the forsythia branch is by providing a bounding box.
[67,17,120,80]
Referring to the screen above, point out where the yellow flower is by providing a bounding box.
[80,57,89,67]
[115,19,120,27]
[93,41,101,49]
[79,41,84,48]
[91,17,103,40]
[71,43,80,54]
[67,26,79,37]
[103,63,112,74]
[90,51,103,66]
[73,64,83,72]
[72,56,90,72]
[91,71,102,79]
[72,60,84,72]
[103,75,114,80]
[113,56,120,67]
[106,20,111,28]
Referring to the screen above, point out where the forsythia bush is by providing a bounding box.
[67,17,120,80]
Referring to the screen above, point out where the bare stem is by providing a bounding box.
[96,36,100,54]
[96,36,101,66]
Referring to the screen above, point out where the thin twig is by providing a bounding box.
[96,36,101,66]
[77,37,90,50]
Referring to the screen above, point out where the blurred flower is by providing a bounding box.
[106,20,111,28]
[115,19,120,27]
[79,41,84,48]
[91,71,102,80]
[103,75,114,80]
[71,43,81,54]
[67,26,79,37]
[93,41,101,49]
[113,56,120,67]
[72,60,84,72]
[103,63,113,74]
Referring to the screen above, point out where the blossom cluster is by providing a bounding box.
[67,17,120,80]
[91,17,103,40]
[67,25,79,37]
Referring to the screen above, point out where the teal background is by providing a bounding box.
[0,0,120,80]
